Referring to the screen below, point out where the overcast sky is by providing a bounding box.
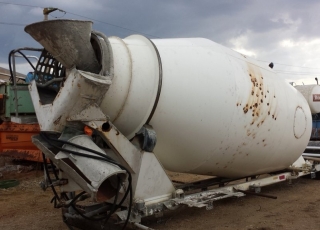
[0,0,320,84]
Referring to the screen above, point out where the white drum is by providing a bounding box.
[101,35,312,178]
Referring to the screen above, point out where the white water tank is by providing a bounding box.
[295,84,320,114]
[100,35,312,178]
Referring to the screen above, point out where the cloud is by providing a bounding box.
[1,0,320,85]
[229,33,257,57]
[29,8,43,17]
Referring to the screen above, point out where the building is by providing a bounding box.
[0,67,25,82]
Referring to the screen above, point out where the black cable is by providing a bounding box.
[78,176,124,223]
[103,176,121,221]
[40,133,119,166]
[40,132,133,229]
[8,49,37,83]
[256,59,320,70]
[68,175,127,223]
[41,131,134,207]
[65,191,86,208]
[0,22,26,26]
[42,135,126,220]
[0,1,160,38]
[8,50,14,82]
[17,50,37,70]
[0,1,40,8]
[44,135,117,163]
[123,183,133,229]
[70,178,120,222]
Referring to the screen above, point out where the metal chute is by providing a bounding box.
[25,19,101,73]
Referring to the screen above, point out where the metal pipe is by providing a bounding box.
[305,146,320,150]
[287,167,310,172]
[14,54,39,61]
[302,153,320,157]
[235,188,277,199]
[286,166,310,172]
[11,47,43,52]
[36,78,63,88]
[9,48,42,118]
[11,53,19,117]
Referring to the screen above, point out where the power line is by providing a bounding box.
[0,22,26,26]
[257,59,320,70]
[0,2,319,69]
[276,70,320,74]
[65,11,160,38]
[0,1,160,38]
[275,71,320,76]
[0,1,40,8]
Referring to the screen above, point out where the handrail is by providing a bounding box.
[8,47,43,117]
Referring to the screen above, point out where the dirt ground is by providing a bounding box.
[0,169,320,230]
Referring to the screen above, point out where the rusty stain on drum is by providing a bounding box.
[239,63,281,149]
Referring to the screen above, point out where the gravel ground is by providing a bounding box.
[0,170,319,230]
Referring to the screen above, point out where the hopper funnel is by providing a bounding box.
[25,19,101,73]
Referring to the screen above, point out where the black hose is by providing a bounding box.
[40,132,132,229]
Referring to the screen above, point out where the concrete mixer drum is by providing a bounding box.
[16,18,320,230]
